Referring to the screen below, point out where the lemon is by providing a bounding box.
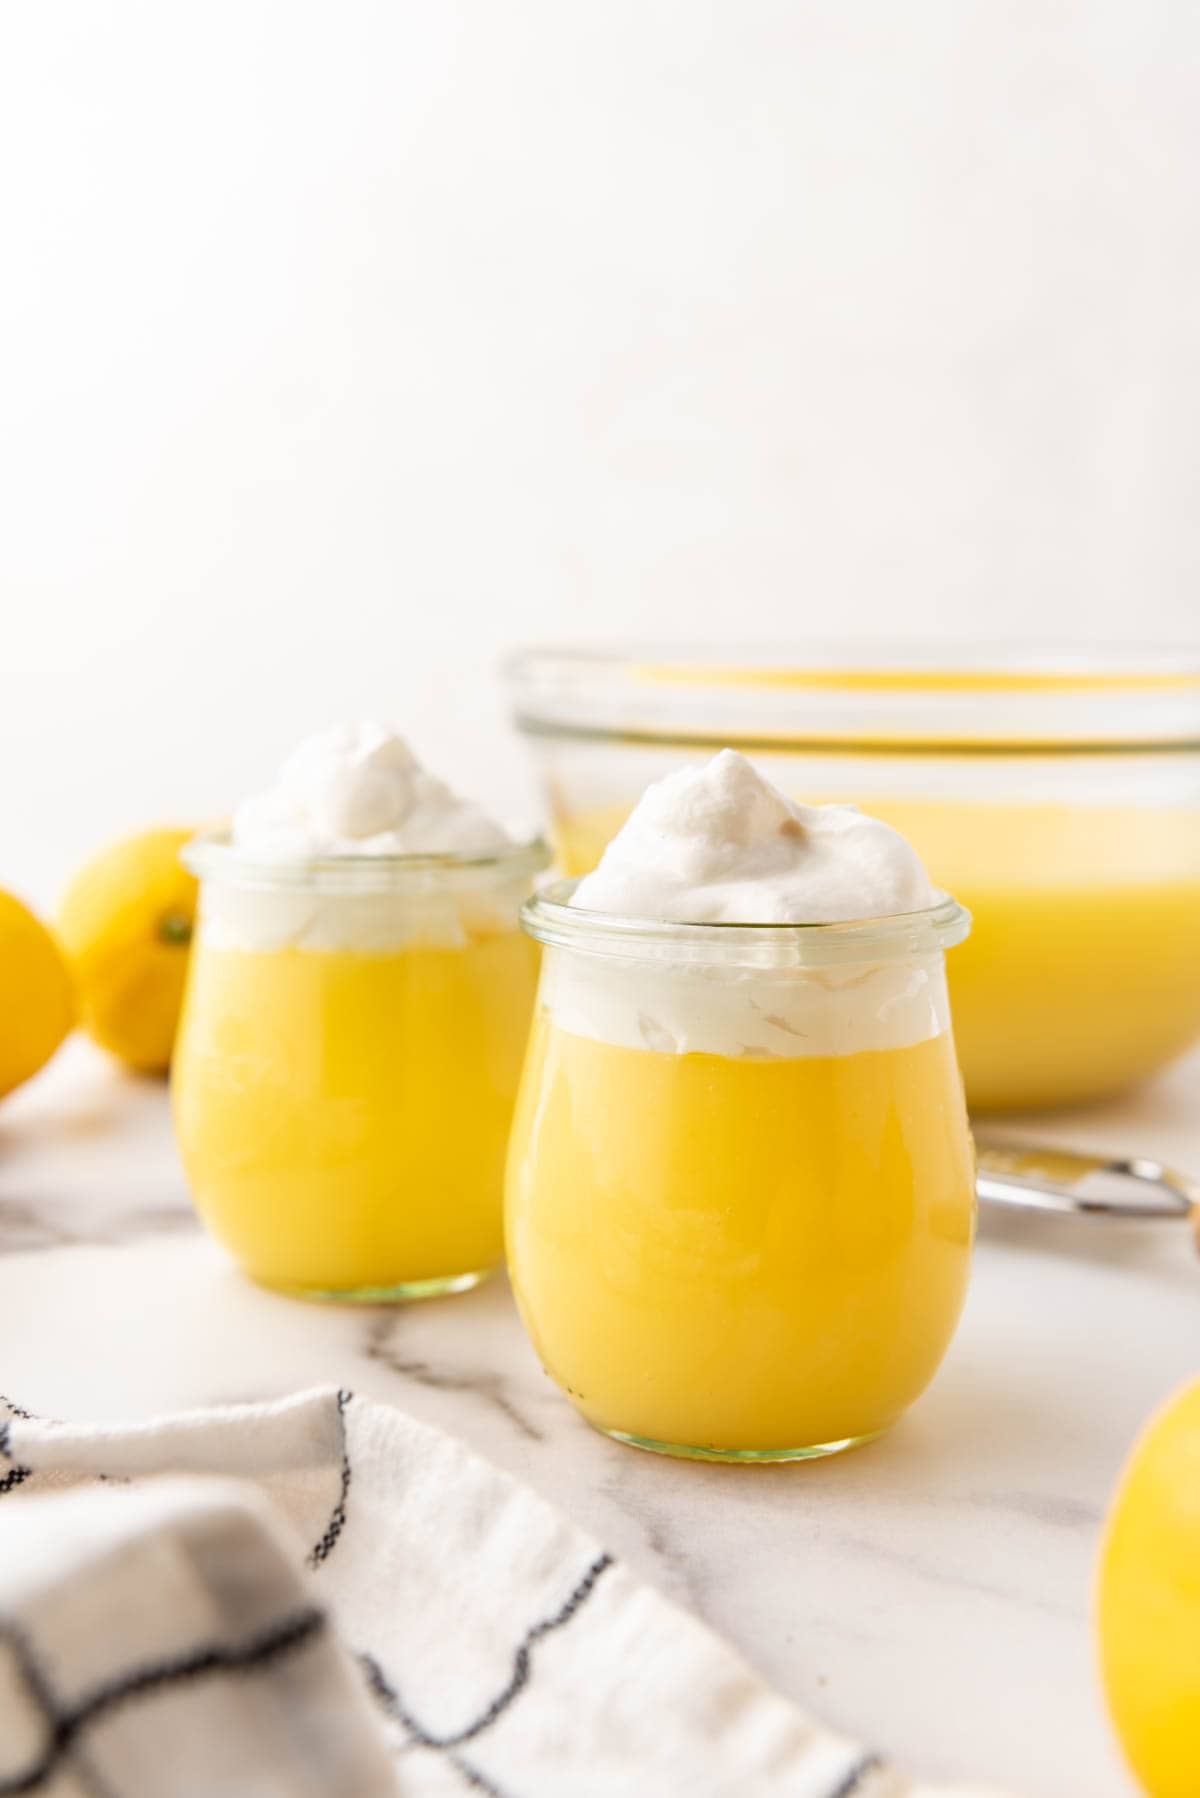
[0,890,75,1097]
[58,828,199,1074]
[1098,1376,1200,1797]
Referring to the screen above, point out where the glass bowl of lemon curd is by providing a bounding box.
[506,644,1200,1112]
[506,886,975,1462]
[172,724,549,1301]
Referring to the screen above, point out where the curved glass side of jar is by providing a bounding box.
[506,647,1200,1112]
[504,886,975,1461]
[172,835,549,1301]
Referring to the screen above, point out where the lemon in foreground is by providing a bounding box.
[58,827,198,1074]
[0,890,75,1097]
[1098,1376,1200,1797]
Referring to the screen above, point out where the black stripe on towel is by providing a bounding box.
[449,1551,614,1746]
[360,1549,614,1753]
[308,1388,353,1567]
[0,1606,326,1795]
[829,1751,885,1797]
[0,1423,31,1498]
[359,1656,511,1798]
[442,1750,511,1798]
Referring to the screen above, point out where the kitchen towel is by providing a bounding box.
[0,1387,1007,1798]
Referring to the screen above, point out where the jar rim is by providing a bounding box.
[522,879,971,966]
[182,830,552,892]
[505,641,1200,752]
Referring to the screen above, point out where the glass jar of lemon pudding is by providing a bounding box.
[172,726,548,1300]
[507,645,1200,1111]
[505,752,975,1460]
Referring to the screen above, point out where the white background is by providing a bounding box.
[3,1,1199,903]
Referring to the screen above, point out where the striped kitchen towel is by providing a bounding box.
[0,1387,1009,1798]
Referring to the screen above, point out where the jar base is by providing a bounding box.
[599,1424,887,1463]
[255,1266,496,1305]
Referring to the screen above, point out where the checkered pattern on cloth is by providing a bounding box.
[0,1388,1011,1798]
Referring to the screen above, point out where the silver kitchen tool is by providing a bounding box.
[975,1142,1200,1247]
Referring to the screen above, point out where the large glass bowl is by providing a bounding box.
[505,643,1200,1112]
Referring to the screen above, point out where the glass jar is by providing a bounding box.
[505,881,975,1461]
[172,834,549,1300]
[506,645,1200,1111]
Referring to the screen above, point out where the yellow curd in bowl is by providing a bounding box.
[508,647,1200,1112]
[507,1017,975,1456]
[553,798,1200,1112]
[174,925,538,1296]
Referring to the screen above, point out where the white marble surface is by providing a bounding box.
[4,1042,1199,1797]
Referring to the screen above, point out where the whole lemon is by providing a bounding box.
[1098,1376,1200,1797]
[58,828,198,1074]
[0,890,75,1097]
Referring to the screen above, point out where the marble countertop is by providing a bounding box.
[5,1043,1199,1797]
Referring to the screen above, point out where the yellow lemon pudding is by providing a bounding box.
[506,750,974,1459]
[173,724,547,1299]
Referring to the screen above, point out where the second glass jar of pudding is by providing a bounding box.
[506,882,975,1461]
[173,834,548,1300]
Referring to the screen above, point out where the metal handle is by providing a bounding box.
[975,1141,1200,1243]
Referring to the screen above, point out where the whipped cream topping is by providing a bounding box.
[197,878,528,955]
[541,950,950,1059]
[233,723,512,859]
[200,724,525,952]
[570,749,935,923]
[553,750,947,1059]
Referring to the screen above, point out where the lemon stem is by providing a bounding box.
[159,912,193,947]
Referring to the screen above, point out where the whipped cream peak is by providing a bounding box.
[569,749,936,924]
[232,722,513,858]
